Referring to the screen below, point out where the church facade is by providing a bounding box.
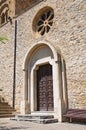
[0,0,86,122]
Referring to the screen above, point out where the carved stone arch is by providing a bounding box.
[21,41,68,122]
[23,41,61,70]
[0,3,9,25]
[0,4,9,15]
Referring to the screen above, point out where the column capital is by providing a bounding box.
[55,60,59,64]
[23,68,28,71]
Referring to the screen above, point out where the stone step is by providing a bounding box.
[11,114,58,124]
[0,101,16,118]
[12,116,58,124]
[0,102,8,105]
[0,111,12,114]
[0,108,15,111]
[0,114,15,118]
[0,110,15,114]
[17,114,54,119]
[0,105,11,109]
[31,111,54,115]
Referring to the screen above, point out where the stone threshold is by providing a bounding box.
[11,114,58,124]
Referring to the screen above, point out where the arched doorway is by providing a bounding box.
[21,41,68,122]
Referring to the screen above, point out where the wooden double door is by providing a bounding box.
[37,64,54,111]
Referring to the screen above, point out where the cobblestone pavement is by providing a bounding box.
[0,118,86,130]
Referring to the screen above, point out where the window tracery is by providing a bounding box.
[0,0,9,26]
[33,7,54,36]
[37,10,54,35]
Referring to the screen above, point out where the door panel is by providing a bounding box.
[37,64,54,111]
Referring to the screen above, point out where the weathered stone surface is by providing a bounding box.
[0,0,86,112]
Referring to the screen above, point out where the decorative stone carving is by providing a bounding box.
[36,9,54,35]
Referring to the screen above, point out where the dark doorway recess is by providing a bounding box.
[37,64,54,111]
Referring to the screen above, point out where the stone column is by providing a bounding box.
[20,69,30,114]
[53,55,63,122]
[62,59,68,113]
[31,66,39,112]
[31,68,34,112]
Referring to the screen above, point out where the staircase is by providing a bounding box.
[0,102,15,118]
[13,114,58,124]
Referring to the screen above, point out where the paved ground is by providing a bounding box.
[0,118,86,130]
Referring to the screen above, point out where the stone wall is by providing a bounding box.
[0,0,86,113]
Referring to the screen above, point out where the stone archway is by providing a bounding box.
[21,41,68,122]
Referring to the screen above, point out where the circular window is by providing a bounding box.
[33,7,54,36]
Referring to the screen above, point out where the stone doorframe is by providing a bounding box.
[21,41,68,122]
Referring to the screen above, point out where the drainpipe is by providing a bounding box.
[8,16,17,109]
[13,20,17,109]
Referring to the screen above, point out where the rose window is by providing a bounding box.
[36,9,54,36]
